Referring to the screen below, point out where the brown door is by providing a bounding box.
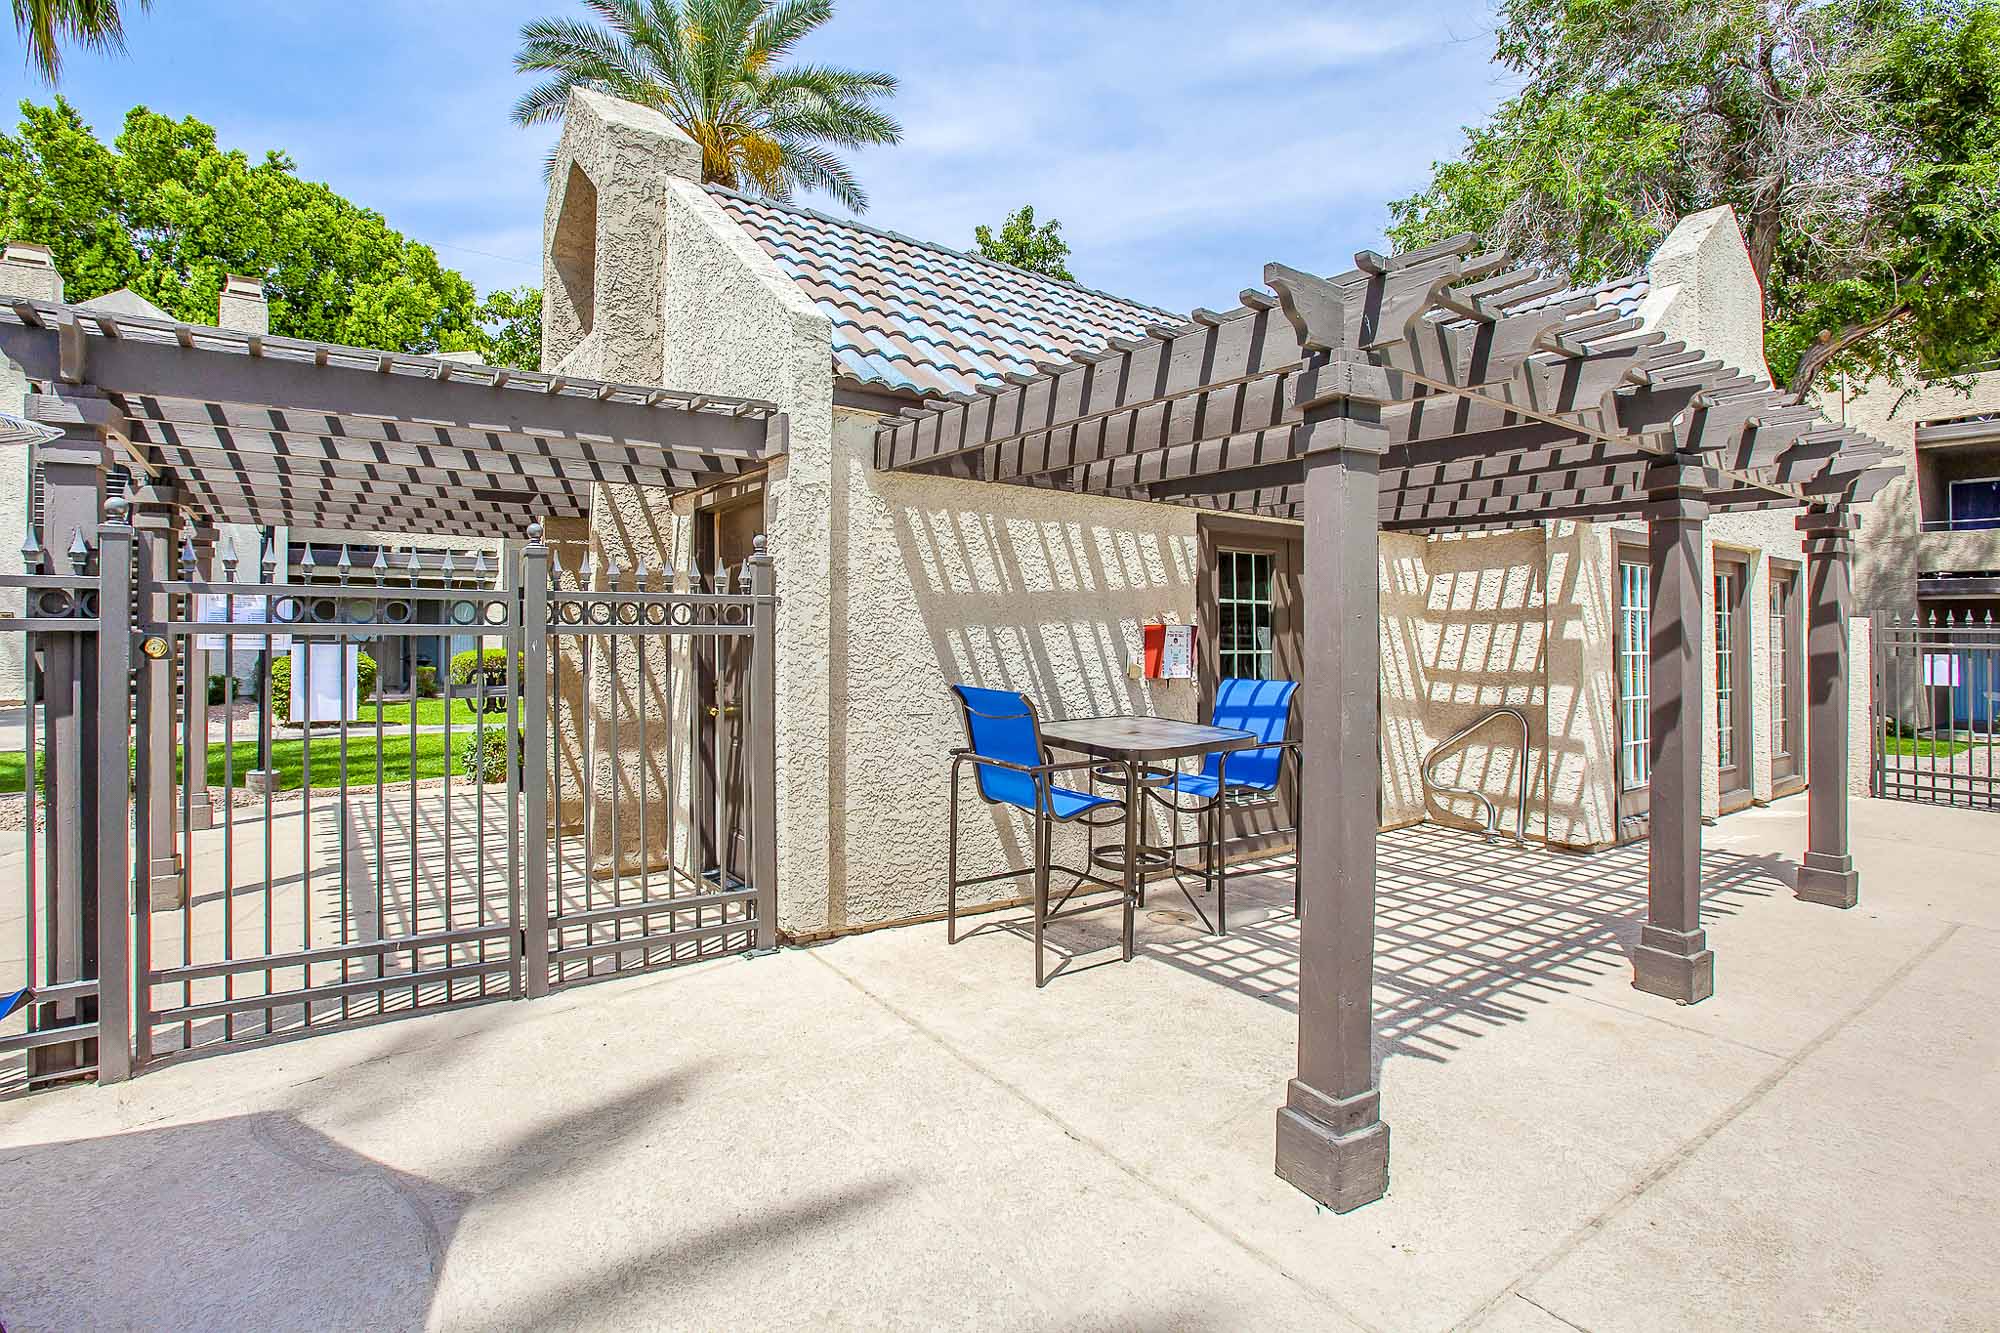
[695,491,763,884]
[1769,564,1804,788]
[1196,516,1302,858]
[1713,554,1752,804]
[1614,544,1651,833]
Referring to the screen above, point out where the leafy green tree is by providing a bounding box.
[1387,0,2000,396]
[11,0,146,81]
[973,205,1074,282]
[512,0,901,212]
[477,286,544,370]
[0,98,489,355]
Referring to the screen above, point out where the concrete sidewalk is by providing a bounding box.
[1,793,1995,1330]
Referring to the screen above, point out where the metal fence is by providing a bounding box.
[2,511,131,1093]
[1872,612,2000,811]
[3,504,777,1088]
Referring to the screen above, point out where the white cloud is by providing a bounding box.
[1218,15,1416,69]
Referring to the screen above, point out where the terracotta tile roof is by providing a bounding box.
[710,186,1178,398]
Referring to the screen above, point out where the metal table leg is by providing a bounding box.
[1121,759,1137,962]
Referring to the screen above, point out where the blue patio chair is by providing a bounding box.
[946,684,1131,987]
[1150,677,1301,933]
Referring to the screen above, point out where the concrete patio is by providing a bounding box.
[2,792,1994,1331]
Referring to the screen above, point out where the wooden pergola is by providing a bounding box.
[873,237,1898,1213]
[0,298,783,542]
[0,297,786,961]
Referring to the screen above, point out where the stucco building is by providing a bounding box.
[530,89,1878,941]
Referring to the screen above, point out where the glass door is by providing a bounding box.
[1615,548,1651,826]
[1714,556,1751,802]
[1770,565,1803,787]
[1196,517,1301,858]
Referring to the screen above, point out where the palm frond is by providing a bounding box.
[513,0,898,210]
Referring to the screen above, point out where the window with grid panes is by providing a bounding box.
[1714,568,1739,769]
[1217,549,1276,680]
[1770,573,1794,762]
[1617,558,1651,790]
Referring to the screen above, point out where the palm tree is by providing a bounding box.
[11,0,148,80]
[513,0,901,213]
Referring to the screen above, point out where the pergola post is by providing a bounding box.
[1633,460,1715,1004]
[131,482,183,908]
[1273,345,1392,1213]
[1795,505,1861,908]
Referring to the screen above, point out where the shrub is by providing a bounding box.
[415,665,440,698]
[449,647,515,687]
[270,649,376,719]
[206,674,227,705]
[458,727,520,784]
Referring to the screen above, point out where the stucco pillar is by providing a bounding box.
[131,483,183,907]
[1272,340,1392,1214]
[1795,506,1861,908]
[1634,460,1715,1004]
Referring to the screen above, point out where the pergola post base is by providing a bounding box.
[146,859,184,912]
[1796,853,1860,908]
[1276,1081,1389,1213]
[1631,924,1715,1004]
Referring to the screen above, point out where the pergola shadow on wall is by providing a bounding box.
[873,236,1900,1213]
[0,298,786,1086]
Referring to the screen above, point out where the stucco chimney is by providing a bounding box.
[0,242,64,302]
[217,274,269,335]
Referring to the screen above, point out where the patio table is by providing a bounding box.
[1038,716,1258,953]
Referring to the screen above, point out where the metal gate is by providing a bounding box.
[132,522,776,1065]
[1,517,131,1093]
[1872,612,2000,810]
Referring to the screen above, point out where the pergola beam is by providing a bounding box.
[0,310,776,459]
[125,415,728,491]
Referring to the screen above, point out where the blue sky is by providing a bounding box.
[1,1,1516,315]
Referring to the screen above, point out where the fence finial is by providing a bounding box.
[103,493,129,525]
[220,533,239,576]
[527,517,545,546]
[67,526,89,573]
[20,526,43,571]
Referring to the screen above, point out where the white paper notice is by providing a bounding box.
[289,642,360,723]
[1161,623,1196,680]
[196,594,290,651]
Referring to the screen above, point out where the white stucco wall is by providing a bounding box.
[829,427,1200,929]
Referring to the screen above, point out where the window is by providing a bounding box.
[1217,549,1275,680]
[1948,477,2000,531]
[1714,568,1740,770]
[1617,558,1650,791]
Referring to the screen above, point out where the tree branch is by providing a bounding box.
[1788,304,1909,402]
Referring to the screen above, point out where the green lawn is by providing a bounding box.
[0,733,494,795]
[354,698,500,727]
[1882,731,1973,758]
